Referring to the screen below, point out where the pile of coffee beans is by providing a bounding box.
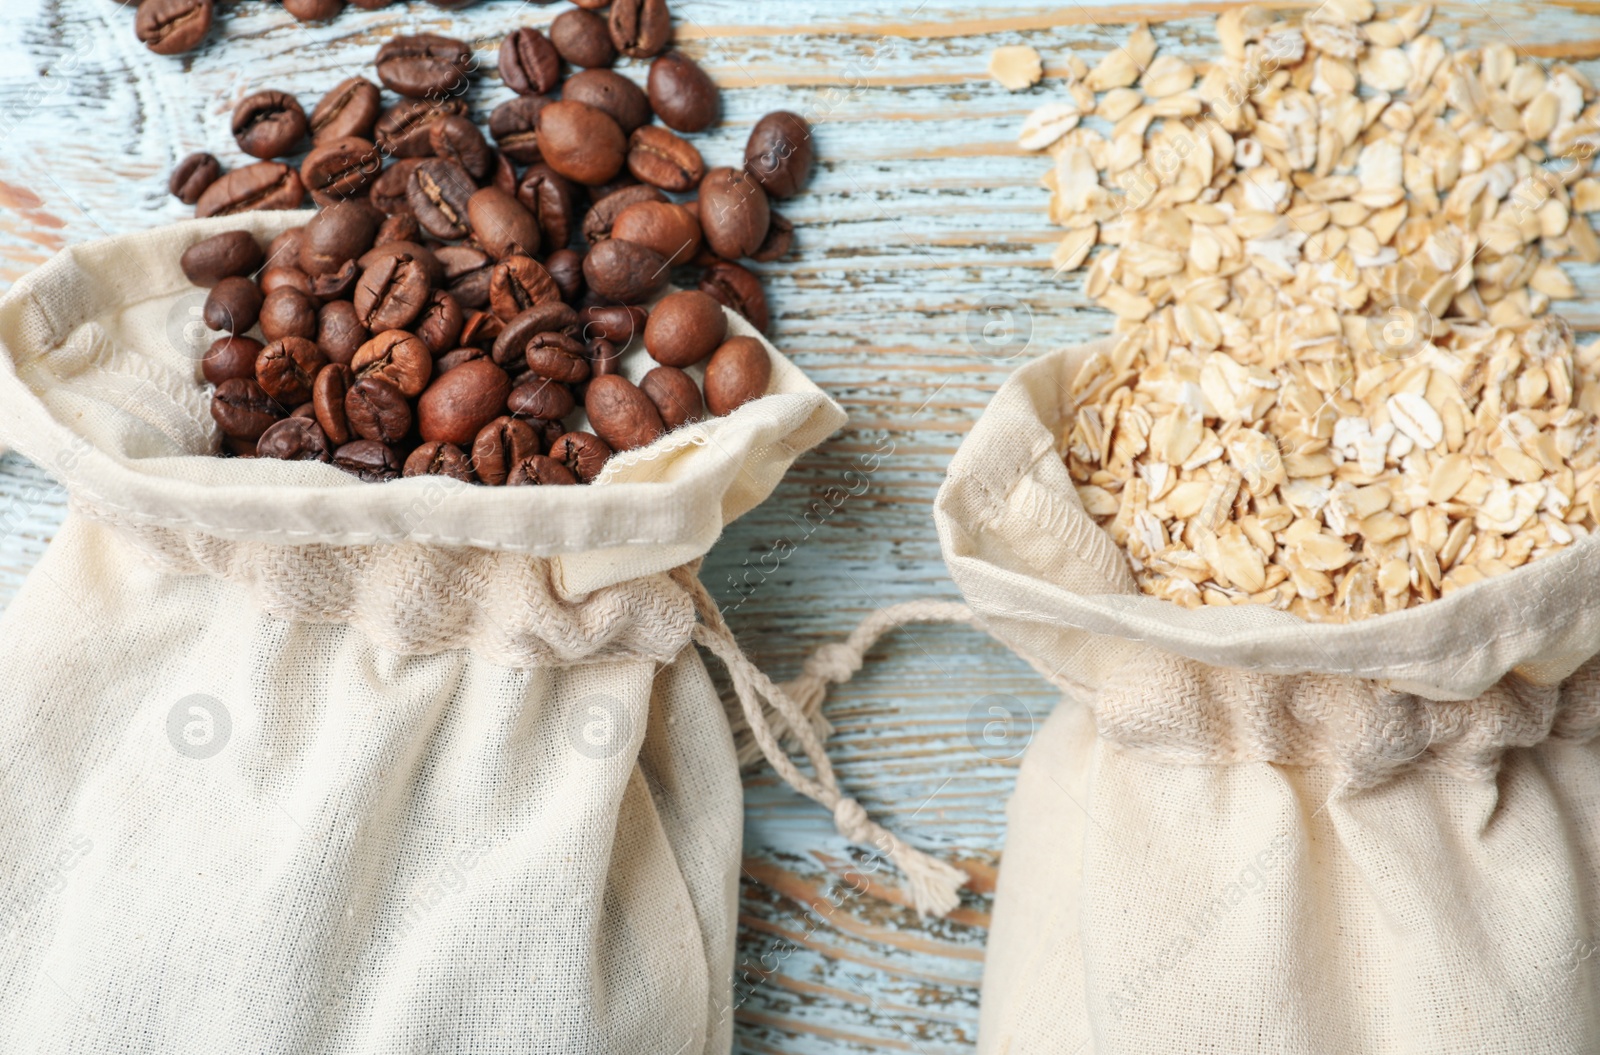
[171,2,814,485]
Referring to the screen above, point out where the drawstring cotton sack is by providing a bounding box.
[780,336,1600,1053]
[0,214,955,1053]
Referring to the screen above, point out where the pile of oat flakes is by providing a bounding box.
[1020,0,1600,621]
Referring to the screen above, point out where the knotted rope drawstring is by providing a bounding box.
[675,567,975,918]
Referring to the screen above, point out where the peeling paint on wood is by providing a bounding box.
[4,1,1600,1050]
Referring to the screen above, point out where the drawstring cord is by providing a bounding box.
[675,567,974,918]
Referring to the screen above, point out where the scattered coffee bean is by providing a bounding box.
[471,415,541,485]
[699,166,771,259]
[500,28,562,96]
[233,90,308,160]
[612,201,701,266]
[750,210,794,262]
[310,77,381,144]
[418,359,511,445]
[583,238,668,305]
[136,0,213,56]
[489,255,561,320]
[333,439,402,482]
[545,248,585,302]
[436,346,491,375]
[561,69,652,135]
[181,231,264,287]
[317,301,368,365]
[283,0,343,21]
[367,157,424,214]
[460,310,505,350]
[404,441,476,481]
[548,431,612,482]
[375,213,421,247]
[300,203,382,275]
[583,184,667,244]
[266,227,306,270]
[261,265,314,297]
[493,302,581,367]
[169,152,221,205]
[195,161,305,218]
[436,244,496,309]
[257,416,333,461]
[551,9,616,69]
[345,375,413,444]
[352,329,433,398]
[648,52,719,133]
[376,33,473,100]
[354,250,432,332]
[257,336,328,405]
[585,374,665,451]
[204,276,263,336]
[507,454,579,486]
[212,377,283,440]
[301,136,382,202]
[508,376,576,421]
[641,365,704,429]
[523,331,591,384]
[427,115,492,181]
[645,290,726,367]
[203,335,265,385]
[375,98,469,158]
[703,335,771,415]
[627,125,705,192]
[578,304,649,346]
[360,241,443,286]
[408,158,477,241]
[310,259,361,302]
[515,164,582,251]
[746,111,815,199]
[468,187,541,260]
[488,95,550,165]
[313,363,355,445]
[699,259,769,333]
[538,101,627,186]
[416,289,465,355]
[609,0,672,59]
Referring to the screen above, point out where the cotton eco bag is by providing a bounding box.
[0,213,961,1054]
[928,337,1600,1053]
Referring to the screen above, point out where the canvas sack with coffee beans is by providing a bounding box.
[0,212,962,1054]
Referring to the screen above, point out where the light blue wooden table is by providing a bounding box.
[3,1,1596,1049]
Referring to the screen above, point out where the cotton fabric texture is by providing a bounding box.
[933,338,1600,1054]
[0,212,846,1054]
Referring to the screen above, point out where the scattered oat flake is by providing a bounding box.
[990,45,1044,92]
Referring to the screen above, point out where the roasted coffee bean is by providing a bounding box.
[489,256,561,320]
[435,345,490,375]
[499,28,561,96]
[283,0,343,20]
[136,0,213,55]
[317,301,367,366]
[585,374,664,451]
[374,98,468,159]
[181,230,263,287]
[301,136,382,202]
[459,310,505,350]
[468,188,540,260]
[506,455,578,486]
[257,416,333,461]
[375,213,421,247]
[310,259,360,302]
[408,158,476,241]
[612,200,701,266]
[522,331,591,384]
[560,69,651,136]
[260,265,314,297]
[376,33,473,99]
[368,158,424,215]
[344,376,413,444]
[644,289,726,367]
[332,439,402,482]
[699,258,769,332]
[749,210,794,262]
[609,0,671,59]
[233,90,308,160]
[436,244,495,309]
[515,164,582,250]
[626,125,704,192]
[203,335,265,386]
[291,402,318,420]
[493,303,581,367]
[582,184,667,244]
[640,365,704,429]
[487,96,550,166]
[211,377,283,440]
[699,167,770,260]
[490,150,519,198]
[550,9,615,69]
[507,377,575,421]
[310,77,381,144]
[470,416,540,485]
[300,201,382,275]
[587,336,622,377]
[578,304,649,346]
[746,111,814,199]
[354,250,433,331]
[703,335,771,415]
[359,240,444,285]
[428,115,492,181]
[256,336,327,406]
[583,238,668,304]
[545,248,585,302]
[648,52,719,133]
[404,441,475,481]
[522,414,568,452]
[418,359,511,444]
[312,362,354,445]
[266,227,305,270]
[195,162,305,218]
[537,101,626,186]
[416,289,465,355]
[169,152,221,205]
[352,329,432,398]
[204,276,263,336]
[548,431,612,482]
